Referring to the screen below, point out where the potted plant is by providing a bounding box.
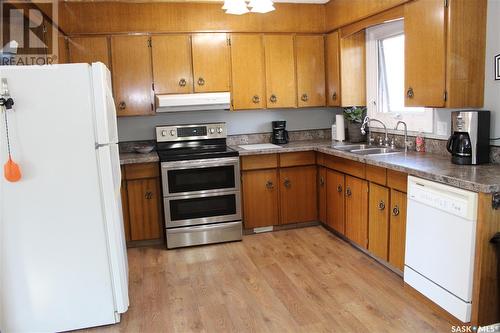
[344,106,367,143]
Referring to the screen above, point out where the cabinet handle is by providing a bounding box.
[145,191,153,200]
[179,78,187,87]
[266,180,274,189]
[406,87,414,98]
[118,101,126,110]
[252,95,260,104]
[269,94,277,103]
[284,178,291,188]
[301,93,308,102]
[337,184,343,193]
[197,77,205,86]
[378,200,386,210]
[332,92,337,101]
[345,186,352,197]
[319,177,325,187]
[392,205,400,216]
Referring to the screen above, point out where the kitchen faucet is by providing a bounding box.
[394,120,409,153]
[361,116,389,147]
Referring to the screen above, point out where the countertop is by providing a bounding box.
[119,151,159,165]
[231,140,500,193]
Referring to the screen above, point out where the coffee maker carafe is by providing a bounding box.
[447,111,490,165]
[272,120,289,144]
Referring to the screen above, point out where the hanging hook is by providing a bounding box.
[0,78,14,110]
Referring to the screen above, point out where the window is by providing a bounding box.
[366,20,433,132]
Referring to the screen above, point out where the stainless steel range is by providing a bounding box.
[156,123,242,249]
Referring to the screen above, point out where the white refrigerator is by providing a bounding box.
[0,63,129,332]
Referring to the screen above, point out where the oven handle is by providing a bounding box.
[161,157,240,171]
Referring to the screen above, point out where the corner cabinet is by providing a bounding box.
[111,35,154,116]
[121,163,163,247]
[326,31,341,107]
[404,0,487,108]
[279,165,318,224]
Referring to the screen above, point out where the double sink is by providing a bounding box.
[333,144,403,156]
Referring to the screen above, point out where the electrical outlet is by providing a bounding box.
[437,121,448,136]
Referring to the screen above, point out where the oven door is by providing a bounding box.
[164,190,241,228]
[161,157,240,197]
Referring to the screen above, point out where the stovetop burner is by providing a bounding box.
[155,123,238,162]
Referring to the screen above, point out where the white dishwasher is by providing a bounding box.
[405,176,478,323]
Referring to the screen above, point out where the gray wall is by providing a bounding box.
[117,107,341,141]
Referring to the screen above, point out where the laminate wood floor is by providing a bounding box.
[80,226,456,333]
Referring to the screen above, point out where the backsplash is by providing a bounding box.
[226,129,332,146]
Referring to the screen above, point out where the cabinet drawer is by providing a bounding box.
[387,169,408,192]
[241,154,278,170]
[279,151,316,167]
[366,164,387,186]
[321,155,365,179]
[124,163,160,180]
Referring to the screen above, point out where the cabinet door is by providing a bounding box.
[295,35,326,107]
[230,34,266,110]
[368,183,390,260]
[68,36,110,68]
[280,166,318,224]
[404,0,446,107]
[389,189,407,271]
[242,169,279,229]
[127,178,162,241]
[326,31,341,107]
[340,30,366,107]
[326,169,345,234]
[121,170,131,242]
[111,35,153,116]
[318,166,327,224]
[192,33,230,93]
[264,35,297,108]
[151,35,193,94]
[345,176,368,248]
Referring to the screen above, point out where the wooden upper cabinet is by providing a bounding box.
[279,166,318,225]
[192,33,230,92]
[263,35,297,108]
[242,169,279,229]
[404,0,446,107]
[295,35,326,107]
[344,176,368,249]
[68,36,110,68]
[230,34,266,110]
[368,183,390,261]
[151,35,193,94]
[326,31,341,107]
[111,35,153,116]
[340,30,366,107]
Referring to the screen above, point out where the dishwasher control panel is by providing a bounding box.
[408,176,478,220]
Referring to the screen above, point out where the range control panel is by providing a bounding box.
[156,123,227,142]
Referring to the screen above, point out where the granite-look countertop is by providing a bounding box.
[232,140,500,193]
[120,151,159,165]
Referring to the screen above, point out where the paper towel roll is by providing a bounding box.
[335,114,345,141]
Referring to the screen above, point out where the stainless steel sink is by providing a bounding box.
[332,144,370,151]
[350,147,403,155]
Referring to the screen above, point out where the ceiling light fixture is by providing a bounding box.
[222,0,275,15]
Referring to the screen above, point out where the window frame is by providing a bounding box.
[366,20,434,133]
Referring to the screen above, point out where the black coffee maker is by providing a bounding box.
[447,111,490,165]
[272,120,289,144]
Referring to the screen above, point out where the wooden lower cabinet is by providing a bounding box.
[280,166,318,224]
[388,189,407,270]
[344,176,368,249]
[121,163,163,245]
[318,167,327,224]
[326,169,345,234]
[242,169,279,228]
[368,183,390,260]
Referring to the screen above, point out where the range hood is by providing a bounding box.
[156,92,230,112]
